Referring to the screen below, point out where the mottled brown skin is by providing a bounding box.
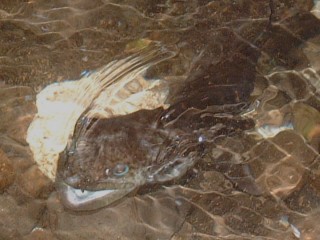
[59,108,165,190]
[58,104,255,192]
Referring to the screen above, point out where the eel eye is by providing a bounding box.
[112,163,129,177]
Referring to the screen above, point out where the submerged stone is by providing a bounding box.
[0,149,15,192]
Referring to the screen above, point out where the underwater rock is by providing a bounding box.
[292,102,320,141]
[0,194,46,240]
[17,165,53,198]
[0,86,36,145]
[0,149,15,192]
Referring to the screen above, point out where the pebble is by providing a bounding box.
[0,149,15,192]
[17,165,53,199]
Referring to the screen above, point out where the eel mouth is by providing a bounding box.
[56,180,137,211]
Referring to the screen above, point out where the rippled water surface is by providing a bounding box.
[1,1,320,239]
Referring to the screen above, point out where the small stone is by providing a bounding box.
[0,87,36,143]
[0,149,15,192]
[200,171,233,192]
[0,195,46,239]
[7,109,36,145]
[264,156,304,199]
[293,102,320,141]
[17,165,53,198]
[0,135,34,173]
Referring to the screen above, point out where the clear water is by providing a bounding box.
[1,1,320,239]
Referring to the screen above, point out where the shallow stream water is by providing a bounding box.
[1,1,320,239]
